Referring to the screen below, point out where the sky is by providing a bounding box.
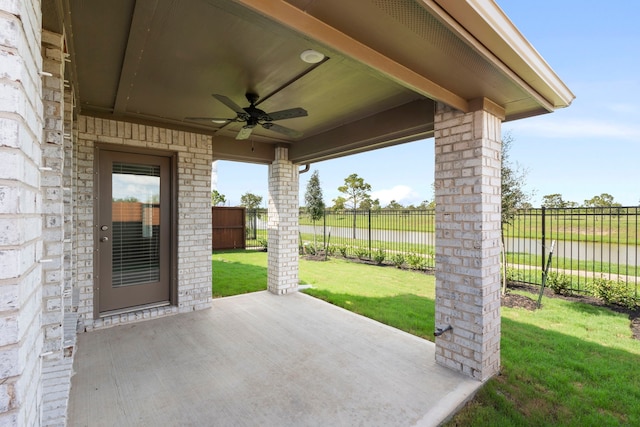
[214,1,640,208]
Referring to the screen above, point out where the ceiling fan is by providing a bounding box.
[186,93,308,140]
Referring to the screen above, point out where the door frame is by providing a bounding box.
[93,143,178,319]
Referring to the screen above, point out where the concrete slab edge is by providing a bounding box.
[412,379,484,427]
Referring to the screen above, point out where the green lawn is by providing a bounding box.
[212,250,640,426]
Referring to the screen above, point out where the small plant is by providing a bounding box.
[406,252,424,270]
[373,248,386,265]
[546,272,572,296]
[325,244,336,256]
[390,253,405,269]
[354,247,369,260]
[257,238,268,252]
[303,242,319,255]
[336,245,348,258]
[589,277,637,309]
[505,267,527,283]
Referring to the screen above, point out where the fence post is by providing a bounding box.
[541,207,546,280]
[368,210,372,257]
[323,211,327,249]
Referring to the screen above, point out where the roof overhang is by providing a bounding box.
[43,0,574,164]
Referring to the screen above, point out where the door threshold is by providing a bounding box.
[99,301,171,318]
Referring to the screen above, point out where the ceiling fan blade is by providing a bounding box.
[236,126,254,140]
[212,94,245,115]
[184,117,232,123]
[262,122,303,138]
[266,107,308,121]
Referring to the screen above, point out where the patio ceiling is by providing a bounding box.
[44,0,573,164]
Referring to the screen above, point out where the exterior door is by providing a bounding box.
[97,149,172,314]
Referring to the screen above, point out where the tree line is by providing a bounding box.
[212,134,634,214]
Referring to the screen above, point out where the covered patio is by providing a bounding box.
[0,0,573,425]
[68,291,480,426]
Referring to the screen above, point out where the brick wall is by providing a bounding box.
[0,0,44,425]
[433,100,503,381]
[267,147,299,294]
[40,29,65,356]
[74,116,213,330]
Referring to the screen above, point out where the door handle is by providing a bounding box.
[100,237,109,242]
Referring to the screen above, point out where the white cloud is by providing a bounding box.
[371,185,419,206]
[505,116,640,141]
[606,103,640,115]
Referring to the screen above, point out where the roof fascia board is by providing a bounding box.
[232,0,469,112]
[430,0,574,110]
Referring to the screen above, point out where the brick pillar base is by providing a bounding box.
[267,147,299,294]
[434,99,504,381]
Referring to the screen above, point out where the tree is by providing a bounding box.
[541,193,566,208]
[337,174,372,209]
[337,173,372,238]
[304,170,325,222]
[583,193,621,208]
[418,199,435,210]
[240,192,263,210]
[500,133,533,295]
[331,196,346,210]
[541,193,578,209]
[211,190,226,206]
[501,133,532,227]
[359,198,381,211]
[304,170,325,246]
[385,200,404,210]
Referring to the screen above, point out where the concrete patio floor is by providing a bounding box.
[68,291,482,426]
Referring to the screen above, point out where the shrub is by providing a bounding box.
[406,252,425,270]
[354,247,369,260]
[546,272,572,296]
[505,267,525,283]
[336,245,348,258]
[303,242,320,255]
[257,238,268,252]
[325,244,336,256]
[589,277,637,309]
[373,248,386,265]
[390,253,405,269]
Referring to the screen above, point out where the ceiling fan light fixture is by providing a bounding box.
[300,49,325,64]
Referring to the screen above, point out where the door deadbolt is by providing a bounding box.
[100,237,109,242]
[101,225,109,231]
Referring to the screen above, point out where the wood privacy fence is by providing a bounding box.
[212,207,246,250]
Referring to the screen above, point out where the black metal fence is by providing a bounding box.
[504,207,639,295]
[243,207,639,294]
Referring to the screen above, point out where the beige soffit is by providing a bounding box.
[429,0,575,113]
[233,0,470,112]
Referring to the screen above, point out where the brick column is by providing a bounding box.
[434,99,504,381]
[267,146,299,294]
[0,1,45,425]
[40,30,65,356]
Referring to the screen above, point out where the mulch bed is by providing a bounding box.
[503,282,640,341]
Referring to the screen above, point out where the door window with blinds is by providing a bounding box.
[111,163,161,287]
[97,147,172,315]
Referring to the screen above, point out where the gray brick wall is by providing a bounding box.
[74,116,213,331]
[40,30,65,356]
[433,100,503,381]
[267,147,299,294]
[0,0,45,425]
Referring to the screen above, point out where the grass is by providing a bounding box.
[448,292,640,426]
[212,250,268,297]
[212,250,640,426]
